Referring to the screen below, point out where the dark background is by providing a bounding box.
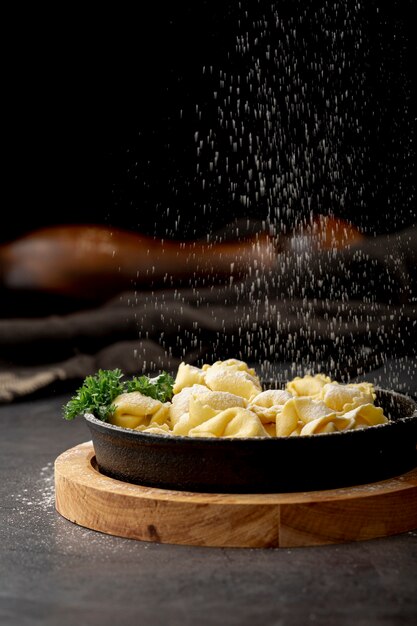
[4,1,416,244]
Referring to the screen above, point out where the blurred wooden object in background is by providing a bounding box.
[0,216,363,304]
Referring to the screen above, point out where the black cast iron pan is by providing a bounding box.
[84,388,417,493]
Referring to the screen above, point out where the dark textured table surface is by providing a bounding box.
[1,392,417,626]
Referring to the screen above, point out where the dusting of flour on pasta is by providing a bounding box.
[108,359,388,438]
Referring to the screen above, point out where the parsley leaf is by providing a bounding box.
[125,372,174,402]
[63,368,125,421]
[63,369,174,421]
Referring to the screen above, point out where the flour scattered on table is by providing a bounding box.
[11,462,55,513]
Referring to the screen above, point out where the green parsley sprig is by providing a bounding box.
[125,372,174,402]
[63,369,174,421]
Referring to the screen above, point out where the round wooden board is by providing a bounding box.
[55,441,417,548]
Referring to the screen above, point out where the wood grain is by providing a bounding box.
[55,442,417,548]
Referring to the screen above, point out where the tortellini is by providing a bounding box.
[320,382,375,412]
[173,389,246,436]
[249,389,293,424]
[286,374,331,399]
[173,363,207,394]
[169,384,208,426]
[110,361,388,439]
[109,392,170,429]
[188,407,268,438]
[203,360,262,401]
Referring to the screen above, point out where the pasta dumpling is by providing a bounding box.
[187,407,268,438]
[277,397,335,437]
[112,361,389,439]
[169,384,208,426]
[173,389,246,436]
[203,358,257,377]
[342,403,387,428]
[204,365,261,401]
[249,389,292,424]
[300,414,356,436]
[173,363,207,394]
[109,392,170,429]
[286,374,331,399]
[135,423,172,436]
[320,382,375,412]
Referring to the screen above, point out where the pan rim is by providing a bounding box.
[83,386,417,444]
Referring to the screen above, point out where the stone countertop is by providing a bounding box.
[1,393,416,626]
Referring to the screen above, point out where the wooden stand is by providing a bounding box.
[55,441,417,548]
